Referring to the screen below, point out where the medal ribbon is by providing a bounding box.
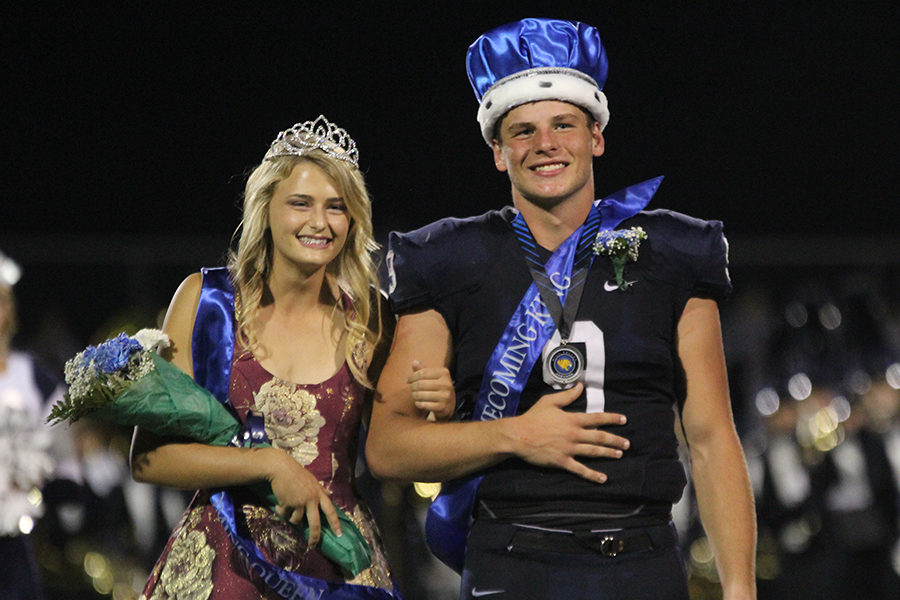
[424,177,664,574]
[194,267,402,600]
[512,206,601,343]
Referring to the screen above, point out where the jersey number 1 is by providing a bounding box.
[543,321,606,413]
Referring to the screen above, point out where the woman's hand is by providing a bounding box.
[407,360,456,421]
[259,447,342,546]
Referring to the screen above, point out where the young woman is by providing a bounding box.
[131,117,452,599]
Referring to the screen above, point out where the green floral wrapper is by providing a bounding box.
[90,353,241,445]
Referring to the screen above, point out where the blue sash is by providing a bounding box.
[193,267,402,600]
[424,177,663,573]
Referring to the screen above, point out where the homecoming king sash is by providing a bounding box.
[194,268,402,600]
[424,178,663,573]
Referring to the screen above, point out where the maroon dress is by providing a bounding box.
[140,349,393,600]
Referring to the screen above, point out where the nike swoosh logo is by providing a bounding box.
[604,280,636,291]
[471,589,505,597]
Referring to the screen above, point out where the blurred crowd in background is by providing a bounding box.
[2,246,899,600]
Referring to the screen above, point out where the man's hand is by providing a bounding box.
[508,383,630,484]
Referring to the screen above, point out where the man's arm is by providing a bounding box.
[678,298,756,600]
[365,308,630,484]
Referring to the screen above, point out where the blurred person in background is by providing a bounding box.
[862,374,900,584]
[750,390,823,600]
[818,381,900,599]
[863,375,900,485]
[751,285,900,600]
[0,250,82,600]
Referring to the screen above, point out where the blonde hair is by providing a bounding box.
[227,152,381,387]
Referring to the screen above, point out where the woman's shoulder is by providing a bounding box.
[162,271,206,376]
[168,273,205,319]
[178,271,205,295]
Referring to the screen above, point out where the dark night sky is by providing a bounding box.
[4,2,897,236]
[2,2,898,345]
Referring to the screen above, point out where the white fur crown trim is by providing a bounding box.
[476,67,609,144]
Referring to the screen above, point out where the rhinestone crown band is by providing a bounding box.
[264,115,358,167]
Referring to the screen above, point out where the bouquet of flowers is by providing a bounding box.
[48,329,371,575]
[593,227,648,291]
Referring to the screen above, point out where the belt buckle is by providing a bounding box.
[599,536,622,557]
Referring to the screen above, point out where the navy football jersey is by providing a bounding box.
[387,205,731,522]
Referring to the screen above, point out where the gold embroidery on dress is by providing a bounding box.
[243,505,306,570]
[340,383,355,421]
[346,505,393,589]
[185,505,203,531]
[147,503,205,592]
[331,384,355,480]
[168,504,203,542]
[151,530,215,600]
[253,379,325,466]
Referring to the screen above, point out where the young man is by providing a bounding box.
[367,18,756,600]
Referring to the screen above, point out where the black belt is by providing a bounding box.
[509,526,655,557]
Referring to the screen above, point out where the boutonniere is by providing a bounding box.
[593,227,648,290]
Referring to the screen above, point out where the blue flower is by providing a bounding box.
[93,333,143,374]
[80,345,97,363]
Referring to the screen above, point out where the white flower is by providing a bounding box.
[133,329,171,353]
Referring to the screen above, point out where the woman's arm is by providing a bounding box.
[130,272,203,488]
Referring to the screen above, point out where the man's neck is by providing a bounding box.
[513,195,593,251]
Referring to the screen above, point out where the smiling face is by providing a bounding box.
[267,160,351,277]
[491,100,605,211]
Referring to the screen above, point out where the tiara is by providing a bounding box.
[264,115,359,168]
[0,250,21,288]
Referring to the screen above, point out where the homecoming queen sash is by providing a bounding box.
[194,267,403,600]
[424,178,663,573]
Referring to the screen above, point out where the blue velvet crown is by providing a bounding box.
[466,18,610,144]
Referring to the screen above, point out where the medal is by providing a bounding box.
[543,343,585,385]
[513,208,601,389]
